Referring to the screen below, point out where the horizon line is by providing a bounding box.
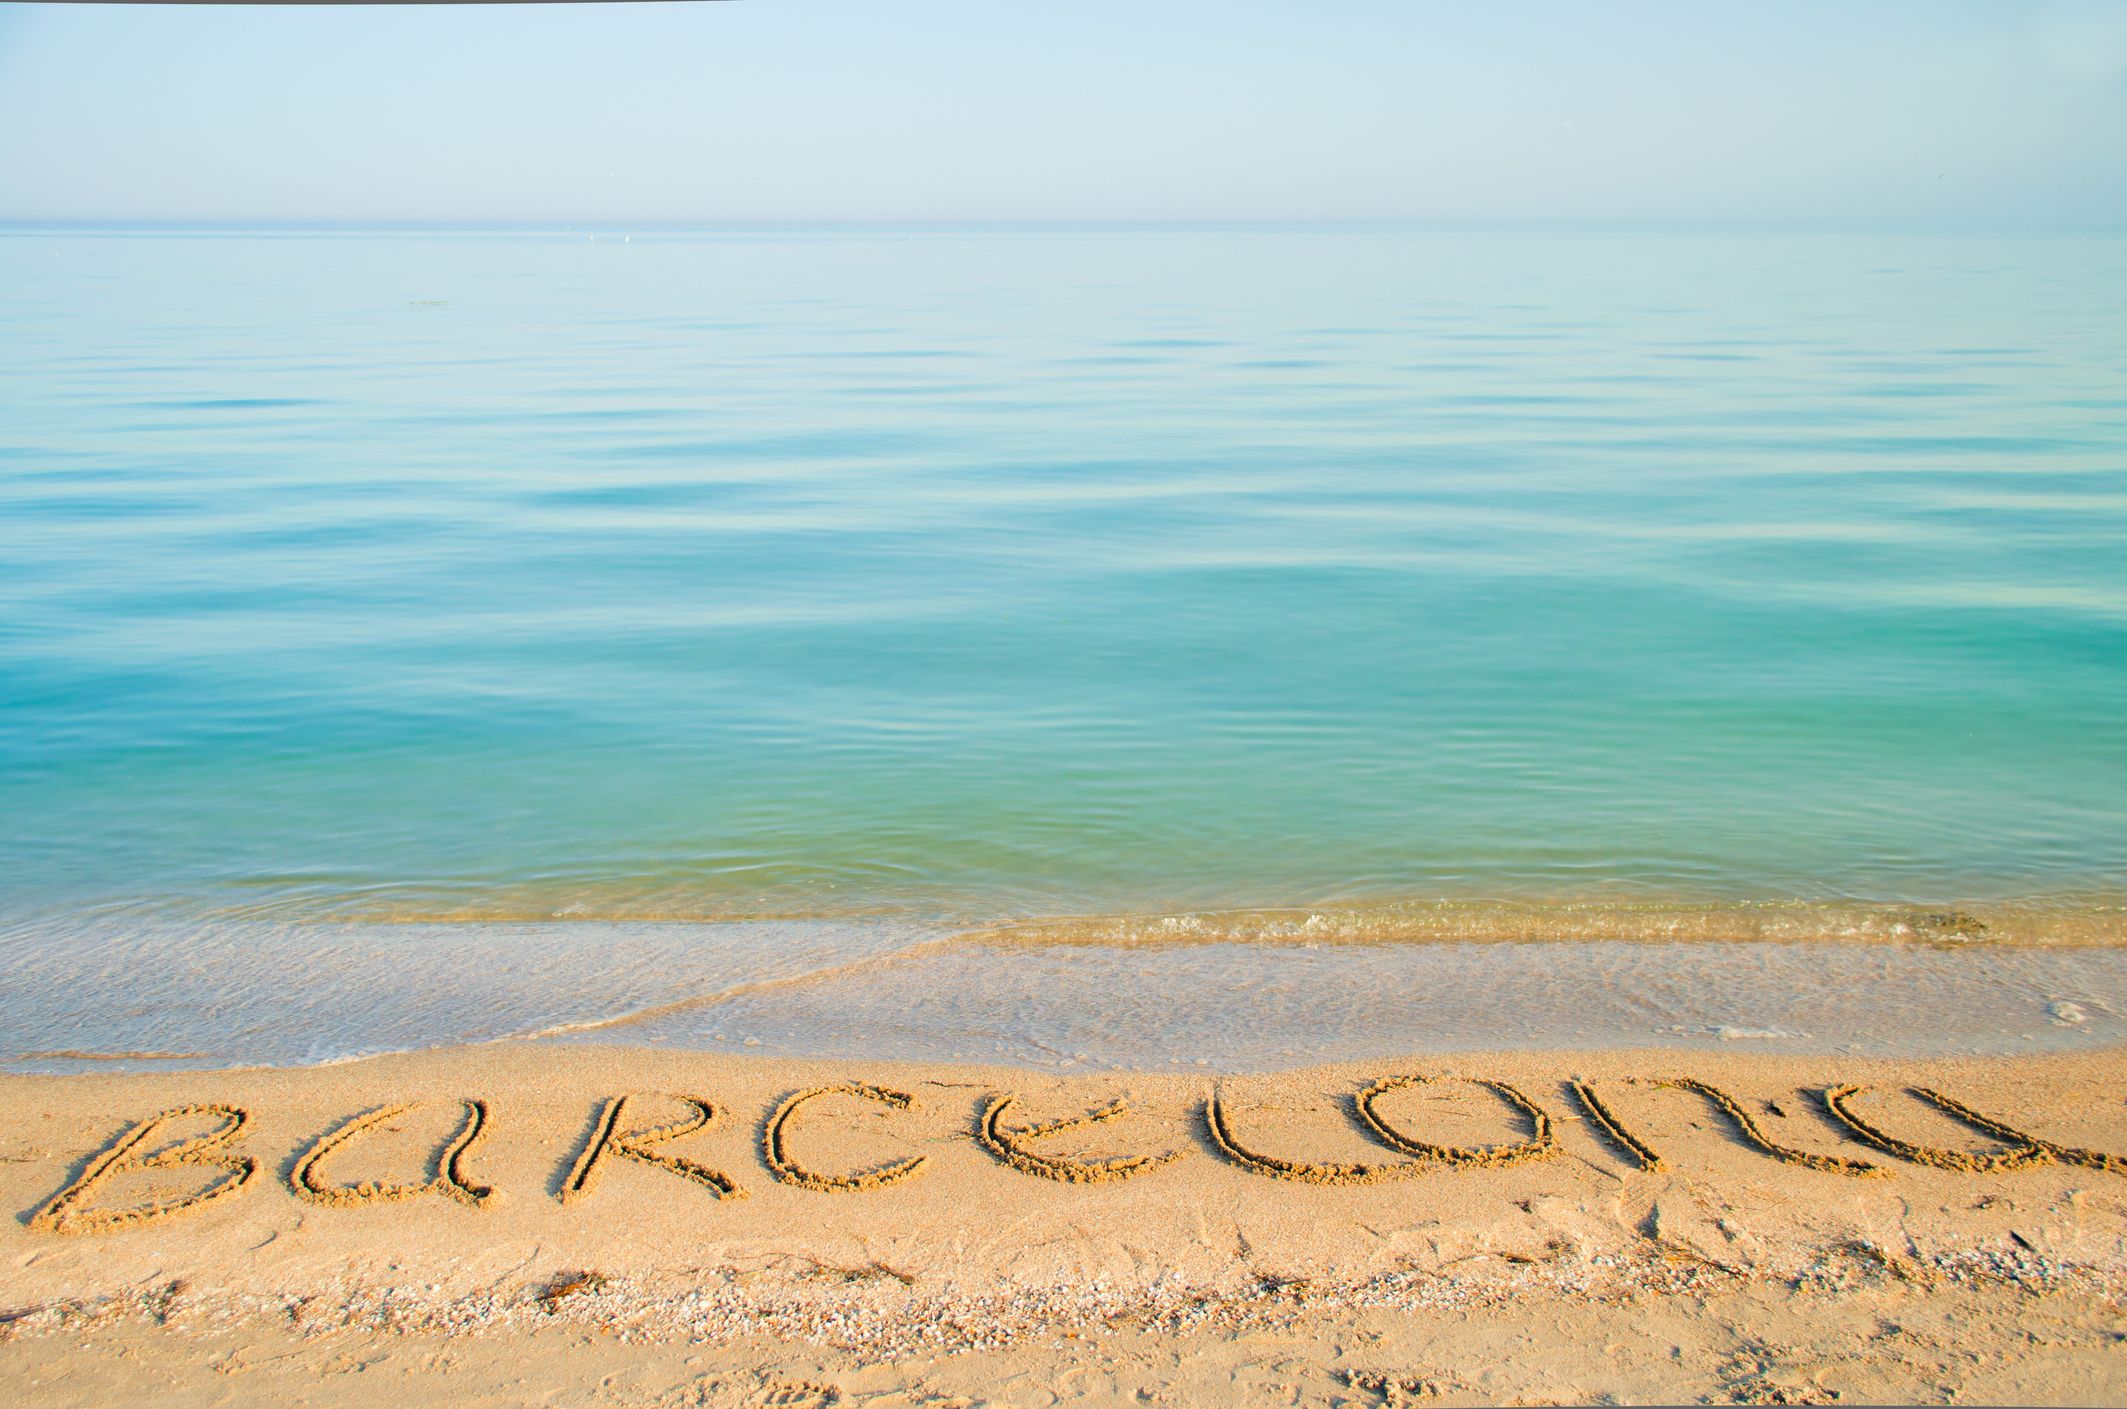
[5,216,2125,235]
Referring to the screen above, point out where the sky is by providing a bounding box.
[1,0,2125,226]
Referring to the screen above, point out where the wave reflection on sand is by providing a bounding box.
[5,898,2125,1073]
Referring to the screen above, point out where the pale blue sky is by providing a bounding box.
[2,0,2125,225]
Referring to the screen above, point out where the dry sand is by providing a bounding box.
[4,1042,2125,1406]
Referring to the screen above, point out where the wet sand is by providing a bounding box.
[4,1042,2126,1405]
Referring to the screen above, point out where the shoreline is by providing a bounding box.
[5,1042,2125,1403]
[18,892,2127,942]
[9,910,2127,1076]
[954,896,2127,949]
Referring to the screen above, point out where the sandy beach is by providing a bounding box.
[4,1042,2124,1405]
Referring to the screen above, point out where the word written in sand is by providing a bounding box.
[24,1076,2125,1234]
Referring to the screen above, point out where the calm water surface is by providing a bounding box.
[2,227,2123,1065]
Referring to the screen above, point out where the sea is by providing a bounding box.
[3,224,2124,1071]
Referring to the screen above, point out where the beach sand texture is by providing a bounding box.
[3,1043,2125,1405]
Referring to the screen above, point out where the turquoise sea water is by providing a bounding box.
[2,226,2125,1066]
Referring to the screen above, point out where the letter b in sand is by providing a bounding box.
[30,1105,256,1234]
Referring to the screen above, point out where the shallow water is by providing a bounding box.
[2,226,2124,1066]
[2,913,2122,1073]
[590,937,2127,1071]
